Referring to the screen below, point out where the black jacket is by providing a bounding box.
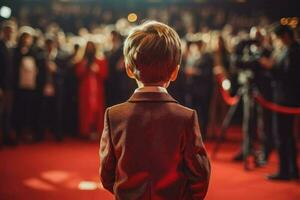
[273,42,300,106]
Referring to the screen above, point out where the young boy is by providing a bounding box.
[100,21,211,200]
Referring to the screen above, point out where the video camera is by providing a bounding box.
[235,39,263,70]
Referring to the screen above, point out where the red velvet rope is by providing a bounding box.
[254,93,300,115]
[215,72,300,114]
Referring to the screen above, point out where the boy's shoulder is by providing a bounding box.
[106,100,195,119]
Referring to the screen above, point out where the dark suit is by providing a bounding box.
[185,52,214,138]
[100,92,210,200]
[11,46,39,138]
[35,49,67,141]
[271,41,300,178]
[105,46,136,106]
[0,40,14,144]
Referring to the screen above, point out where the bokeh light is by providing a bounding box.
[0,6,12,19]
[222,79,231,91]
[78,181,99,190]
[127,13,138,23]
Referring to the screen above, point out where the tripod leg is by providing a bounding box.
[242,88,256,170]
[212,99,240,158]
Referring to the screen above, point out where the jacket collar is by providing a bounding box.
[128,92,178,103]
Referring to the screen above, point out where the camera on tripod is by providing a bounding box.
[236,39,262,68]
[234,38,267,86]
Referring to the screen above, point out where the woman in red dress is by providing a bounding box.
[76,41,108,138]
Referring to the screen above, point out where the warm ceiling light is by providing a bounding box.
[236,0,247,3]
[128,13,138,23]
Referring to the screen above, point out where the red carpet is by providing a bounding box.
[0,134,299,200]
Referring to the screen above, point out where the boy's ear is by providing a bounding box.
[170,65,180,81]
[125,65,136,79]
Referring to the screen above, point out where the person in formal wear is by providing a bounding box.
[100,21,211,200]
[35,37,67,141]
[105,30,124,106]
[184,39,214,139]
[260,25,300,180]
[232,28,276,163]
[76,41,108,139]
[63,43,80,137]
[0,21,16,146]
[105,30,135,106]
[12,28,39,142]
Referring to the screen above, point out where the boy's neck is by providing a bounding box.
[137,81,170,88]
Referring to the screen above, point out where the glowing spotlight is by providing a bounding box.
[23,178,56,191]
[78,181,98,190]
[222,79,231,90]
[0,6,11,19]
[41,170,70,184]
[128,13,138,23]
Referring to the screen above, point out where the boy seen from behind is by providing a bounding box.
[100,21,211,200]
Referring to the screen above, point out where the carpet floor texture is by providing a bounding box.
[0,135,299,200]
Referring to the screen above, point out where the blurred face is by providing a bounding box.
[86,42,96,55]
[278,33,290,46]
[271,34,284,49]
[3,26,13,41]
[218,37,224,50]
[46,40,56,52]
[74,44,80,52]
[111,33,117,43]
[196,41,204,52]
[21,33,33,47]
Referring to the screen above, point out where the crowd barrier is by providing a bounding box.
[215,73,300,115]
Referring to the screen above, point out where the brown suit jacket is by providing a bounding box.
[100,92,211,200]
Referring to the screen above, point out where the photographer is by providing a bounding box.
[232,27,275,163]
[260,25,300,180]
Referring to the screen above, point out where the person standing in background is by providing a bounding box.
[63,43,80,137]
[260,25,300,180]
[12,28,39,143]
[105,30,135,106]
[105,30,124,106]
[184,39,214,139]
[76,41,108,139]
[35,36,67,142]
[0,21,16,146]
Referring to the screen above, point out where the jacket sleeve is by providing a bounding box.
[183,110,211,200]
[99,108,116,193]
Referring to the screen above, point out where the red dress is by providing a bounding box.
[76,58,108,136]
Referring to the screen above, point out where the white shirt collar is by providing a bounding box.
[134,86,168,94]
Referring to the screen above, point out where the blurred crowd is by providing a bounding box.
[0,4,300,179]
[17,3,270,35]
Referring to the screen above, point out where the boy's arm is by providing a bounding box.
[99,108,116,193]
[183,110,211,200]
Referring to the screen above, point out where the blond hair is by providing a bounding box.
[123,21,181,83]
